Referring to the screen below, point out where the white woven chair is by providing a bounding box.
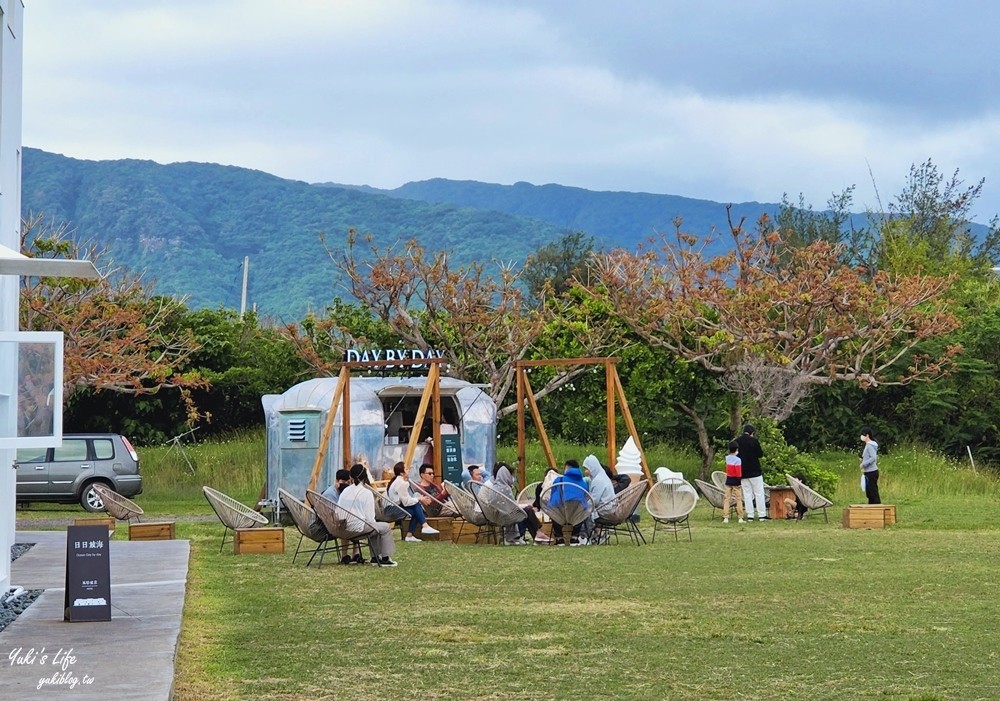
[785,474,834,522]
[92,483,144,523]
[645,478,698,542]
[710,470,727,491]
[203,485,269,552]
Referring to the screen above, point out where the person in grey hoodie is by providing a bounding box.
[860,427,881,504]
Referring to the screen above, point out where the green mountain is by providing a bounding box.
[21,148,569,319]
[323,178,780,250]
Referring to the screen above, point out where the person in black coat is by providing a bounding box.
[735,424,768,521]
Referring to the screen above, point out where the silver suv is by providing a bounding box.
[15,433,143,512]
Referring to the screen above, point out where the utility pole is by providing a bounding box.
[240,256,249,319]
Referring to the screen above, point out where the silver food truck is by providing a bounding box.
[262,376,497,502]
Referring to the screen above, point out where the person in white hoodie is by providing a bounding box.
[584,454,618,544]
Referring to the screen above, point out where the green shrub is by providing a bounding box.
[753,418,839,497]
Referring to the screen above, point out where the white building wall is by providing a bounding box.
[0,0,24,595]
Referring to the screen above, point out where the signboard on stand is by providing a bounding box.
[440,433,463,485]
[64,525,111,622]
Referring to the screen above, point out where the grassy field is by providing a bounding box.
[16,434,1000,700]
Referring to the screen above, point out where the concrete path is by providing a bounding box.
[1,530,188,701]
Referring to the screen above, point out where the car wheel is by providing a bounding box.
[81,483,107,512]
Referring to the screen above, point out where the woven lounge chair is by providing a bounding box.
[365,485,410,526]
[203,485,270,552]
[539,482,595,544]
[410,480,453,517]
[308,489,380,565]
[785,474,834,522]
[645,478,698,542]
[711,470,727,491]
[516,481,541,508]
[278,488,339,567]
[694,478,727,521]
[443,481,491,543]
[593,480,648,545]
[470,481,527,544]
[92,483,144,523]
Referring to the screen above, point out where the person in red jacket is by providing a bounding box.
[722,441,745,524]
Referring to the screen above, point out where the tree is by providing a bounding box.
[589,208,962,426]
[310,231,616,417]
[19,213,205,421]
[520,231,597,306]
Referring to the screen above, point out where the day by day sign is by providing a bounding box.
[63,525,111,622]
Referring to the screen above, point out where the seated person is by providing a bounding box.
[583,455,616,543]
[386,462,440,542]
[546,460,590,545]
[415,464,457,516]
[783,496,809,520]
[465,464,487,490]
[339,463,398,567]
[492,461,549,544]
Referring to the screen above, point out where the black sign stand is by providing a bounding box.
[441,433,464,485]
[64,525,111,622]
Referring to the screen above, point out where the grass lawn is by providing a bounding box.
[16,437,1000,700]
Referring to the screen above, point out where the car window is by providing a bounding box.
[16,447,48,463]
[52,440,89,462]
[92,439,114,460]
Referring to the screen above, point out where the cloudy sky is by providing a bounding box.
[22,0,1000,221]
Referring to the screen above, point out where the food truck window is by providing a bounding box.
[381,396,460,444]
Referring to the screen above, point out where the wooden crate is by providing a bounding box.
[129,521,176,540]
[234,527,285,554]
[842,504,896,529]
[74,517,116,535]
[401,517,453,541]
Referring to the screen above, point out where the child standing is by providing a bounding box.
[723,440,745,524]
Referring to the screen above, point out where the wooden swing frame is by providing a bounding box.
[305,357,449,494]
[514,357,652,489]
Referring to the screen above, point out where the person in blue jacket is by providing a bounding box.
[547,459,589,545]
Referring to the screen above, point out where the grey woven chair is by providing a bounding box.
[539,482,595,544]
[308,489,380,565]
[366,485,410,526]
[410,480,452,517]
[593,480,648,545]
[645,478,698,542]
[785,474,834,522]
[92,483,144,523]
[278,488,339,567]
[711,470,728,491]
[443,480,491,543]
[470,481,527,545]
[203,485,269,552]
[694,478,728,521]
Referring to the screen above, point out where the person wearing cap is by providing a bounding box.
[338,463,398,566]
[736,424,768,521]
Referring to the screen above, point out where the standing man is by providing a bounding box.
[736,424,768,521]
[860,428,881,504]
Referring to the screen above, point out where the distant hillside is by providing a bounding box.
[21,149,569,319]
[320,178,782,252]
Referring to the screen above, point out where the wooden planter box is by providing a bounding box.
[234,527,285,554]
[843,504,896,529]
[129,521,176,540]
[74,517,116,535]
